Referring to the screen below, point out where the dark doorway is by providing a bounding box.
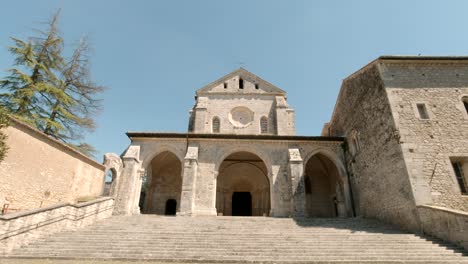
[139,191,146,209]
[232,192,252,216]
[165,199,177,215]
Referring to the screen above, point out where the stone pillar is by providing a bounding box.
[178,145,199,216]
[193,97,208,133]
[103,153,123,197]
[113,145,142,215]
[275,96,295,135]
[288,148,305,217]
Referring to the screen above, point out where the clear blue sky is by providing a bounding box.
[1,0,468,161]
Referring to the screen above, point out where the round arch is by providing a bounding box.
[141,145,185,169]
[302,148,348,182]
[216,151,271,216]
[302,149,351,217]
[141,150,183,215]
[214,146,273,182]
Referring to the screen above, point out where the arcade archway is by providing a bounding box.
[303,153,346,217]
[141,151,182,215]
[216,152,270,216]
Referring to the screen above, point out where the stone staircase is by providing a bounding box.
[5,215,468,263]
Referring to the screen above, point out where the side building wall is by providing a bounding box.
[328,64,420,231]
[382,61,468,211]
[0,118,105,213]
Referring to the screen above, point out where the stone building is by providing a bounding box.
[107,68,354,218]
[107,57,468,238]
[325,56,468,234]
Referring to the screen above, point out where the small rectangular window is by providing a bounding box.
[452,161,467,194]
[239,78,244,89]
[255,84,259,89]
[223,82,227,89]
[417,103,429,119]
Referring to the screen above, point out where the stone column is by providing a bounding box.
[275,96,295,135]
[178,145,199,216]
[193,97,208,133]
[113,145,142,215]
[288,148,305,217]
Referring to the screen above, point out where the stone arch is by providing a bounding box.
[303,148,348,181]
[302,149,351,217]
[216,151,271,216]
[103,168,117,196]
[141,145,185,169]
[141,150,183,215]
[215,147,272,181]
[103,153,123,197]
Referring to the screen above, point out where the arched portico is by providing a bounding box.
[216,151,271,216]
[141,151,183,215]
[303,151,351,217]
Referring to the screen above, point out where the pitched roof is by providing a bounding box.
[196,68,286,95]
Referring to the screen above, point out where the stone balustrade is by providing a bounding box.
[0,197,114,254]
[418,204,468,250]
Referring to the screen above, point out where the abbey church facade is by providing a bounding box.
[106,56,468,236]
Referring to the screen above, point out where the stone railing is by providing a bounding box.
[417,205,468,250]
[0,197,114,254]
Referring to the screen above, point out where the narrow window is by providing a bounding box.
[417,103,429,119]
[260,116,268,134]
[212,117,220,133]
[239,78,244,89]
[255,83,259,89]
[452,161,467,194]
[463,97,468,114]
[223,82,227,89]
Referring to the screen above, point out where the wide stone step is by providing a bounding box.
[28,240,455,248]
[6,215,468,263]
[9,253,468,262]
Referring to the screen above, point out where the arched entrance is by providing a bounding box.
[303,153,345,217]
[216,152,270,216]
[141,151,182,215]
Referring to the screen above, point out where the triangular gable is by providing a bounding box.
[196,68,286,95]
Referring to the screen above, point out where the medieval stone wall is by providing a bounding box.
[0,119,105,213]
[329,64,420,231]
[121,136,349,217]
[383,62,468,211]
[201,95,277,135]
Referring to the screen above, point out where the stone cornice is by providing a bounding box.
[126,132,344,142]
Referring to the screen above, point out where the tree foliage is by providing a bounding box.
[0,11,104,157]
[0,107,9,163]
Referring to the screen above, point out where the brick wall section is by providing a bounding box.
[0,118,105,212]
[383,61,468,211]
[329,64,420,231]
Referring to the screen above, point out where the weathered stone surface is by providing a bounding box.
[190,68,295,135]
[0,118,105,213]
[7,215,468,263]
[329,63,420,231]
[329,56,468,246]
[0,197,113,254]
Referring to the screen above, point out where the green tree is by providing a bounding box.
[0,107,9,163]
[0,11,104,157]
[43,38,104,156]
[0,12,63,127]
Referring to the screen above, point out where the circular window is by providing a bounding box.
[229,107,254,128]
